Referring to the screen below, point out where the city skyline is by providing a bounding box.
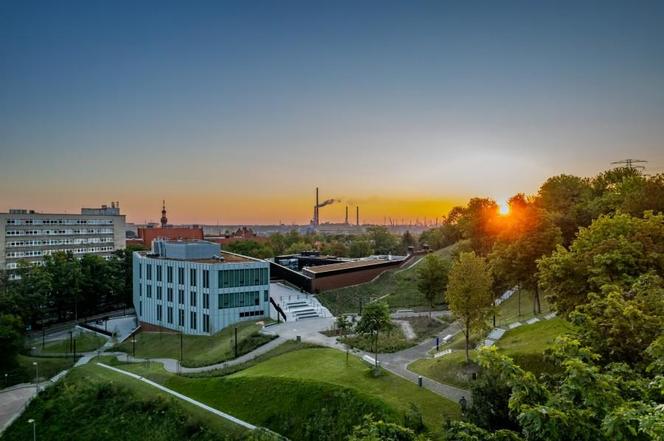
[2,1,663,224]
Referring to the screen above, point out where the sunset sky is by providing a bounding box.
[1,1,663,225]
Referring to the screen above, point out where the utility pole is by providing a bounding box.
[234,327,238,358]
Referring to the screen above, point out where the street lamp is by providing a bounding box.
[4,373,7,387]
[28,418,36,441]
[32,362,38,392]
[131,338,136,358]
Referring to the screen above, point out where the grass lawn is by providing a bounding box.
[318,245,458,315]
[2,360,247,441]
[2,354,77,389]
[494,289,551,327]
[33,331,107,354]
[113,321,275,367]
[409,318,574,389]
[119,347,460,439]
[340,316,450,353]
[228,348,460,426]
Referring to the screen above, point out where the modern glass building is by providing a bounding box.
[133,239,270,335]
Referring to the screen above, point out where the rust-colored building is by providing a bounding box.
[133,226,204,248]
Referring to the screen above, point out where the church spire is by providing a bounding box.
[160,200,168,227]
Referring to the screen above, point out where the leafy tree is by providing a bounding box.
[400,231,417,254]
[15,261,52,327]
[355,301,393,367]
[366,226,399,255]
[44,252,81,321]
[348,415,419,441]
[446,252,494,361]
[457,198,501,256]
[350,239,373,258]
[0,313,24,370]
[570,273,664,365]
[538,212,664,315]
[467,366,519,432]
[489,199,561,314]
[535,174,593,245]
[416,254,450,318]
[284,241,310,255]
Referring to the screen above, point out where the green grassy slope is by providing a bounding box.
[34,331,107,354]
[113,321,274,367]
[2,355,76,389]
[410,318,573,389]
[2,362,246,441]
[318,245,458,314]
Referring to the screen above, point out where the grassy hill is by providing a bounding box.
[113,321,274,367]
[318,245,458,314]
[119,347,460,439]
[2,362,247,441]
[409,317,573,389]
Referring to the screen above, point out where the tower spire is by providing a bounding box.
[160,200,168,227]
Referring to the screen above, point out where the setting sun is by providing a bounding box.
[498,200,510,216]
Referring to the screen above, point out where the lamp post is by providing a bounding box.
[28,418,36,441]
[32,361,38,392]
[131,337,136,358]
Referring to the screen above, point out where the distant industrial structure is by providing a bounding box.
[0,202,126,273]
[133,239,270,335]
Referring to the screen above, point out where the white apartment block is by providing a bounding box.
[0,203,126,272]
[133,240,270,335]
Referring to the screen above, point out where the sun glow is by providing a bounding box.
[498,200,510,216]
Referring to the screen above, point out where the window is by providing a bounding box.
[264,290,269,302]
[239,310,263,318]
[178,268,184,285]
[167,287,173,302]
[190,268,197,286]
[178,289,184,305]
[156,286,162,300]
[156,266,162,282]
[203,314,209,333]
[203,269,209,288]
[203,293,209,309]
[139,301,142,315]
[156,305,162,321]
[146,264,152,280]
[139,263,142,278]
[178,309,185,326]
[190,311,197,330]
[190,291,197,307]
[218,291,260,309]
[147,285,152,298]
[167,266,173,283]
[167,306,173,324]
[139,284,142,297]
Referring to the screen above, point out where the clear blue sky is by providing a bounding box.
[1,1,663,224]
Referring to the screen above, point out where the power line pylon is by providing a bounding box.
[611,159,647,170]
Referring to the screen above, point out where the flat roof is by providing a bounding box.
[139,250,256,264]
[302,258,401,274]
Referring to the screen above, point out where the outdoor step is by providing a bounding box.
[295,313,320,320]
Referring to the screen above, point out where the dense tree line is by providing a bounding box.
[0,245,141,371]
[224,225,417,259]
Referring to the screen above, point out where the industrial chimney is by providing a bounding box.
[356,206,359,226]
[345,206,349,224]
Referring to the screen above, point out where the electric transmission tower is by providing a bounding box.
[611,159,647,170]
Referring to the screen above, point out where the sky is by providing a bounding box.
[1,0,663,225]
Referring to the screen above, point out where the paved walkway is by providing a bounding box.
[0,382,54,433]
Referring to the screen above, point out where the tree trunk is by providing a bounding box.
[374,331,379,367]
[534,285,541,314]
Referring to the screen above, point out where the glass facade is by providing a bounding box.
[218,268,268,288]
[218,291,261,309]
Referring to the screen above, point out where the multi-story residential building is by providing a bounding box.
[133,239,270,335]
[0,203,126,272]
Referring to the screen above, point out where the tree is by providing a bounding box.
[416,254,450,319]
[489,199,562,314]
[355,301,393,368]
[366,226,399,255]
[349,239,373,258]
[570,273,664,365]
[15,260,52,327]
[535,174,593,245]
[400,230,417,254]
[0,313,24,370]
[44,252,81,321]
[446,252,494,361]
[538,212,664,315]
[348,415,419,441]
[457,198,501,256]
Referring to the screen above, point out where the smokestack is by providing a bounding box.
[356,206,359,226]
[314,187,319,227]
[345,206,349,224]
